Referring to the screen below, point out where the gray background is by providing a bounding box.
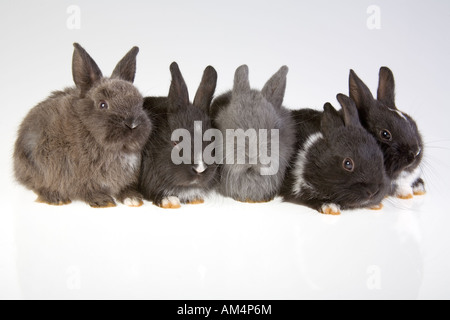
[1,0,449,299]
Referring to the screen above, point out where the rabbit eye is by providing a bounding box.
[380,129,392,141]
[99,101,109,110]
[343,158,355,172]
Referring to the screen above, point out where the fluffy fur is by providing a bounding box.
[280,94,389,214]
[349,67,425,199]
[139,62,218,208]
[14,43,152,207]
[211,65,296,202]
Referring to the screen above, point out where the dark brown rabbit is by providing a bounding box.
[13,43,152,208]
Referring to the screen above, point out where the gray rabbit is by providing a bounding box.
[211,65,296,203]
[13,43,152,208]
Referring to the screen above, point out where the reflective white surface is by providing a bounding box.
[1,0,450,300]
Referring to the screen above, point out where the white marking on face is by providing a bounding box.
[292,132,323,195]
[389,108,409,122]
[194,161,207,174]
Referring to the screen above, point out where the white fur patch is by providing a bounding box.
[320,203,341,215]
[389,108,409,122]
[412,183,426,195]
[162,196,181,208]
[121,153,139,171]
[292,133,323,195]
[124,197,142,207]
[194,161,207,174]
[394,167,421,199]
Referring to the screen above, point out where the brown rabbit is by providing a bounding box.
[13,43,152,208]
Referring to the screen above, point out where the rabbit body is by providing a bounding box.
[14,44,152,207]
[211,65,296,203]
[281,95,389,215]
[139,63,218,209]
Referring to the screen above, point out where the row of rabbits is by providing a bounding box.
[13,44,425,215]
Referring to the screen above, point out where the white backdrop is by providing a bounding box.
[1,0,450,299]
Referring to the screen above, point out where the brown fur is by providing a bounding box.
[14,44,152,208]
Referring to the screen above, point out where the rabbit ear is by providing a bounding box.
[261,66,288,109]
[321,103,344,137]
[168,62,190,110]
[349,69,375,112]
[233,65,251,95]
[111,46,139,83]
[72,43,103,97]
[337,94,362,128]
[377,66,396,108]
[193,66,218,112]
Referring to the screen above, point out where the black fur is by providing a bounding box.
[281,94,389,212]
[139,63,218,207]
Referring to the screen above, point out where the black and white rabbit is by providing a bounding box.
[349,67,425,199]
[210,65,296,203]
[139,62,218,209]
[13,43,152,208]
[281,94,389,215]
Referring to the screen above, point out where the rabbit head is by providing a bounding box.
[349,67,423,180]
[72,43,151,153]
[299,95,389,209]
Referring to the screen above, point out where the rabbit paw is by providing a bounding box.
[320,203,341,215]
[36,190,72,206]
[186,199,205,205]
[123,197,144,207]
[412,178,426,196]
[369,203,384,211]
[87,194,117,208]
[158,196,181,209]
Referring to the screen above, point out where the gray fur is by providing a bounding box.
[211,65,296,202]
[14,43,152,207]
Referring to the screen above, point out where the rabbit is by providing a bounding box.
[139,62,218,209]
[280,94,389,215]
[13,43,152,208]
[210,65,296,203]
[349,67,425,199]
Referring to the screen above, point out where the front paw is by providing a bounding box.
[395,184,414,200]
[36,190,72,206]
[123,197,144,207]
[320,203,341,215]
[117,188,144,207]
[369,203,384,211]
[156,196,181,209]
[87,194,117,208]
[412,178,426,196]
[186,199,205,205]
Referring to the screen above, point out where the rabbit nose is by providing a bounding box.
[125,118,139,130]
[407,147,421,164]
[366,188,379,199]
[192,162,207,174]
